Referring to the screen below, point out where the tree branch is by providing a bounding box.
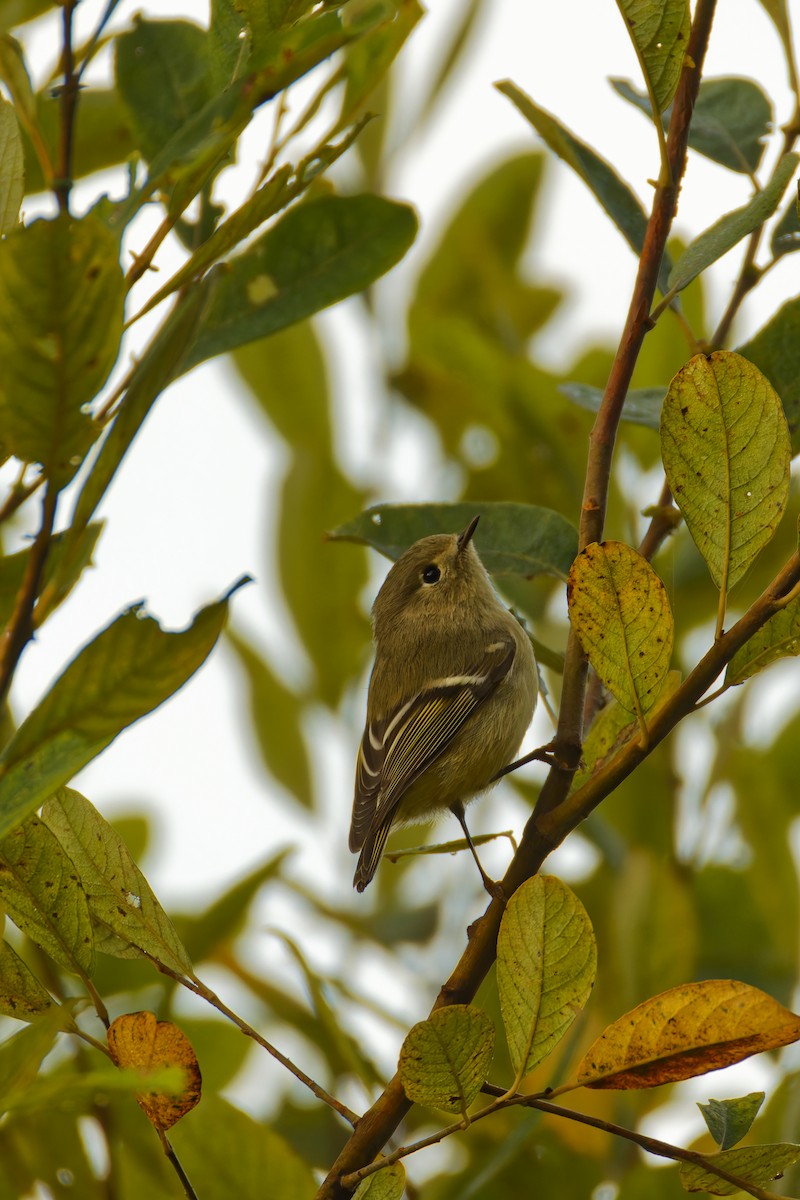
[0,483,59,708]
[55,0,79,215]
[315,6,719,1195]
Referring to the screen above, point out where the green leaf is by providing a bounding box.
[227,631,313,809]
[560,382,664,429]
[770,193,800,259]
[115,19,214,164]
[575,672,681,792]
[136,166,292,321]
[667,153,799,294]
[398,1005,495,1115]
[169,1095,316,1200]
[0,1006,76,1116]
[0,1,55,32]
[497,875,596,1079]
[738,296,800,455]
[0,584,245,840]
[661,351,791,592]
[726,594,800,685]
[338,0,422,132]
[698,1093,765,1151]
[330,502,579,581]
[353,1164,406,1200]
[23,88,137,195]
[182,194,417,371]
[497,80,671,292]
[611,76,772,175]
[0,34,36,132]
[0,815,94,975]
[41,788,193,976]
[0,97,23,233]
[615,0,690,113]
[0,939,52,1021]
[567,541,674,718]
[0,214,125,482]
[0,523,102,631]
[119,7,375,225]
[678,1142,800,1195]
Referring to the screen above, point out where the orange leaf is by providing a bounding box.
[107,1011,202,1129]
[577,980,800,1089]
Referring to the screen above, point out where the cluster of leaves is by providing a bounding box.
[2,1,800,1199]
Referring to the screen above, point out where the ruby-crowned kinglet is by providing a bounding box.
[350,515,537,893]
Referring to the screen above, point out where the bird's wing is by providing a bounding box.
[349,636,516,858]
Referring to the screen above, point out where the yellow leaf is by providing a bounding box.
[661,352,790,597]
[577,979,800,1089]
[107,1011,201,1130]
[567,540,673,721]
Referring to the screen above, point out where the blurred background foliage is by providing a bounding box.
[2,0,800,1197]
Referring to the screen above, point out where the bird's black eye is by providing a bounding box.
[421,564,441,585]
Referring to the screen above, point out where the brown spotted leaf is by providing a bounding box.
[577,979,800,1089]
[398,1005,494,1116]
[568,540,673,719]
[107,1011,201,1131]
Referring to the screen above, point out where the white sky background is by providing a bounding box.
[9,0,798,907]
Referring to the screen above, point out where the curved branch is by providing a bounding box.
[315,4,719,1195]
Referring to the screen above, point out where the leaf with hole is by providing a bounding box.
[615,0,690,113]
[42,788,193,976]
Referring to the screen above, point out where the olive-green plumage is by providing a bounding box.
[351,517,537,892]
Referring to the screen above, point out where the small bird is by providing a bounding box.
[350,515,537,894]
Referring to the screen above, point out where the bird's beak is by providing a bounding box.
[457,515,480,554]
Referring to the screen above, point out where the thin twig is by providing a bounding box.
[0,470,44,526]
[154,962,359,1127]
[75,0,123,85]
[341,1084,785,1200]
[0,483,59,707]
[55,1,79,215]
[157,1128,199,1200]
